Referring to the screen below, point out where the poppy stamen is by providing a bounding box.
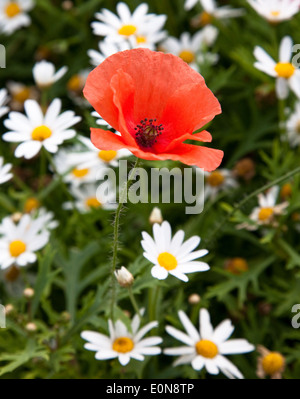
[135,118,164,149]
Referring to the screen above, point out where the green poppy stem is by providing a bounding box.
[110,157,140,321]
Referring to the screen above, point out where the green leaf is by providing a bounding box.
[0,340,49,377]
[32,245,57,317]
[54,241,100,324]
[205,255,276,306]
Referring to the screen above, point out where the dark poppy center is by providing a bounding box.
[134,118,164,149]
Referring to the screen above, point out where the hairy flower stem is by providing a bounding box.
[205,166,300,246]
[110,157,140,321]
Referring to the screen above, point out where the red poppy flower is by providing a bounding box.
[83,48,223,171]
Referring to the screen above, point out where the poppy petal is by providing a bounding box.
[165,143,224,171]
[83,70,119,131]
[110,69,137,146]
[164,131,212,153]
[91,128,128,151]
[85,48,223,171]
[158,84,221,148]
[84,48,219,130]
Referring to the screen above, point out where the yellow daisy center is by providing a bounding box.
[5,2,21,18]
[31,125,52,141]
[67,75,82,92]
[199,11,213,26]
[85,197,101,208]
[296,121,300,134]
[157,252,178,271]
[258,207,274,221]
[270,11,280,17]
[9,240,26,257]
[24,197,40,213]
[98,150,117,162]
[292,212,300,222]
[274,62,295,79]
[179,50,195,64]
[72,168,89,178]
[280,183,292,199]
[13,87,30,103]
[112,337,134,353]
[207,171,225,187]
[226,257,248,275]
[262,352,284,375]
[118,24,137,36]
[136,35,146,44]
[195,339,218,358]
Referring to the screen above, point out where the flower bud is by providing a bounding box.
[25,322,37,332]
[114,266,134,288]
[11,212,22,223]
[5,304,14,315]
[149,207,163,224]
[188,294,201,305]
[23,288,34,298]
[62,0,73,10]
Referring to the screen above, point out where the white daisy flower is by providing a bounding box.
[0,88,9,118]
[81,310,162,366]
[204,168,238,200]
[0,156,13,184]
[184,0,244,22]
[31,207,59,231]
[248,0,300,23]
[0,213,50,270]
[128,28,167,50]
[73,135,132,169]
[164,308,255,379]
[91,111,113,128]
[197,25,219,47]
[53,147,105,187]
[162,30,216,72]
[91,2,166,45]
[2,98,81,159]
[141,221,210,282]
[66,69,90,93]
[254,36,300,99]
[22,197,58,230]
[63,182,117,213]
[245,186,289,230]
[0,0,34,35]
[6,81,38,111]
[88,40,130,67]
[286,102,300,147]
[32,60,68,89]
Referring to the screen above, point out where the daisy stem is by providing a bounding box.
[278,99,286,133]
[278,99,289,154]
[110,157,140,321]
[41,88,49,109]
[39,147,47,191]
[148,285,160,325]
[12,173,31,194]
[204,165,300,246]
[128,287,141,319]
